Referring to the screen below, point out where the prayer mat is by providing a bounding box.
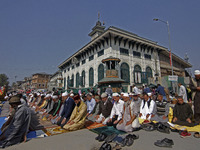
[42,126,70,136]
[27,130,48,140]
[0,116,7,134]
[168,122,200,132]
[85,120,106,129]
[39,119,58,128]
[90,126,126,135]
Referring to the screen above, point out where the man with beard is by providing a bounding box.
[63,95,87,131]
[190,70,200,124]
[0,96,31,148]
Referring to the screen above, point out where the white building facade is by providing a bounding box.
[58,21,188,92]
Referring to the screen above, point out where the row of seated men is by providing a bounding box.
[0,91,195,148]
[31,91,196,132]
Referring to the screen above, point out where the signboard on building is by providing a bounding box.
[168,75,178,82]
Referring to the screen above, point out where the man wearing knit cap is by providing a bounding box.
[107,93,124,128]
[95,93,113,124]
[0,96,31,148]
[63,95,87,131]
[190,70,200,123]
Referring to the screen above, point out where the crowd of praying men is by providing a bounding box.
[1,69,200,148]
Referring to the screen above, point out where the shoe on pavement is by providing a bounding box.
[180,131,191,138]
[194,132,200,138]
[154,140,172,148]
[157,138,174,145]
[112,143,121,150]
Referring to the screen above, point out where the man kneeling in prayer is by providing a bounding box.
[172,96,195,127]
[151,94,169,123]
[116,93,140,132]
[63,95,87,131]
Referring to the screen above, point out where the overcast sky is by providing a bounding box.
[0,0,199,84]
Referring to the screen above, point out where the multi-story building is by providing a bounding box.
[31,73,51,90]
[58,21,191,92]
[47,71,63,91]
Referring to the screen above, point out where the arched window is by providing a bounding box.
[120,62,130,83]
[89,67,94,86]
[76,73,80,88]
[98,64,104,81]
[64,77,66,89]
[81,70,85,87]
[67,76,70,88]
[134,65,142,84]
[71,74,74,87]
[146,67,152,78]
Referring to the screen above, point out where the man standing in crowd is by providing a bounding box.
[0,96,31,148]
[178,83,187,103]
[105,85,113,97]
[190,70,200,124]
[107,93,124,128]
[156,84,166,101]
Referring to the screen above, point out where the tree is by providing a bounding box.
[0,74,9,87]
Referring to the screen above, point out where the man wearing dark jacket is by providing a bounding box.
[95,93,113,124]
[57,95,75,127]
[0,96,31,148]
[172,96,194,127]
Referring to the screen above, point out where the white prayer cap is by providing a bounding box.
[147,92,152,96]
[121,92,124,95]
[112,93,119,97]
[123,93,129,97]
[37,93,40,96]
[62,92,68,97]
[70,93,74,97]
[194,70,200,75]
[108,85,111,87]
[9,94,12,97]
[52,95,58,99]
[45,94,51,98]
[4,96,8,100]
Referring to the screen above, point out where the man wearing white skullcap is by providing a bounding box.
[107,93,124,127]
[190,70,200,123]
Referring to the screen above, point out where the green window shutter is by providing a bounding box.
[120,63,130,83]
[89,68,94,86]
[98,64,104,81]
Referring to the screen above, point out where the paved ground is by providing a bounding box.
[4,128,200,150]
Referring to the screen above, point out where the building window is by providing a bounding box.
[71,74,74,87]
[76,73,80,88]
[89,67,94,86]
[76,63,80,67]
[64,69,66,73]
[68,68,70,71]
[98,64,104,81]
[98,49,104,57]
[82,59,86,65]
[134,65,142,84]
[144,54,151,60]
[81,70,85,87]
[120,48,129,55]
[120,62,130,83]
[67,76,69,88]
[39,84,41,87]
[133,51,141,58]
[89,55,94,61]
[72,65,74,69]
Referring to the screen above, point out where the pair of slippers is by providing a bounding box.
[194,132,200,138]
